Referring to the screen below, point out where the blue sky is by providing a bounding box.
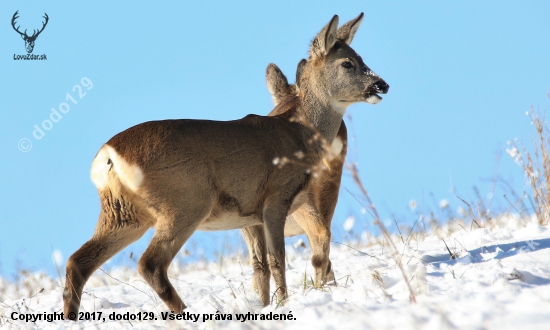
[1,1,549,278]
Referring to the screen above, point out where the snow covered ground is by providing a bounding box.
[1,216,549,329]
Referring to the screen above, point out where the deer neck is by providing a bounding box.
[298,86,346,144]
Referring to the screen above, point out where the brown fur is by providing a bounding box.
[63,13,388,318]
[243,60,348,287]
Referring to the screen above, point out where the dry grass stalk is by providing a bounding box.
[371,270,391,298]
[346,163,417,303]
[507,103,550,225]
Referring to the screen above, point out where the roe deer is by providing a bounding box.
[63,13,388,318]
[243,60,348,289]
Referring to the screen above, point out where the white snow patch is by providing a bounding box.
[1,219,550,329]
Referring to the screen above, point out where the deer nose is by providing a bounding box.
[372,80,389,94]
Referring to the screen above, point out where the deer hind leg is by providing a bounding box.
[241,225,270,305]
[262,199,289,305]
[137,207,207,313]
[63,197,151,319]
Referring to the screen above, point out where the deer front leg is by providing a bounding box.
[292,204,333,287]
[305,122,347,286]
[262,199,289,305]
[309,225,333,286]
[241,225,271,305]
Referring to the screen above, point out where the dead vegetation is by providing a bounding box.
[506,97,550,225]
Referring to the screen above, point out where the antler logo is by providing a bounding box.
[11,11,49,54]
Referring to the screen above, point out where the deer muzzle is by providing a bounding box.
[364,79,389,104]
[372,80,389,94]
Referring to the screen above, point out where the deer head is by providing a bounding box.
[301,13,389,113]
[12,11,49,53]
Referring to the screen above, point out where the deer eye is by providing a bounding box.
[341,61,353,69]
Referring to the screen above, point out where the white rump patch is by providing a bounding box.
[90,145,143,192]
[90,146,111,189]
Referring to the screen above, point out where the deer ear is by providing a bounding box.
[309,15,339,59]
[266,63,289,95]
[295,59,307,91]
[266,63,292,105]
[336,13,363,45]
